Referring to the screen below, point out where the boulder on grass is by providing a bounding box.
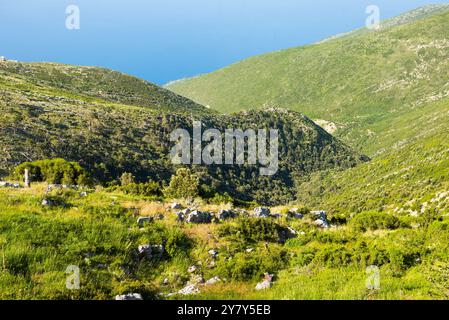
[115,293,143,300]
[205,276,221,286]
[138,244,164,259]
[312,211,330,228]
[255,273,274,290]
[253,207,271,218]
[218,209,237,220]
[137,217,153,227]
[186,211,213,224]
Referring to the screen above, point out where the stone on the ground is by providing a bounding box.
[255,280,272,290]
[138,244,164,259]
[312,210,330,228]
[188,265,197,273]
[218,209,237,220]
[253,207,271,218]
[0,181,22,189]
[208,249,218,258]
[137,217,153,227]
[178,284,199,295]
[171,203,182,210]
[175,212,185,222]
[115,293,143,300]
[41,199,52,206]
[255,273,274,290]
[186,210,213,224]
[205,276,221,286]
[188,275,204,286]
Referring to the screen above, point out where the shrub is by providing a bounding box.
[207,192,234,205]
[215,247,289,281]
[350,211,403,232]
[108,182,161,197]
[163,168,199,200]
[219,218,283,243]
[14,158,91,186]
[312,244,354,268]
[120,172,136,186]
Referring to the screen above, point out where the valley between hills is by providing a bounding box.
[0,4,448,300]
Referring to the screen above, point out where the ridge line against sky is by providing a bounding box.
[1,0,448,85]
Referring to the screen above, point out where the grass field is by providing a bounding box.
[1,182,448,300]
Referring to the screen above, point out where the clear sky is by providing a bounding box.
[1,0,447,84]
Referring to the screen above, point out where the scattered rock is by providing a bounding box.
[255,273,274,291]
[0,181,22,189]
[208,249,218,258]
[178,284,199,295]
[163,278,169,285]
[287,209,304,220]
[175,212,185,222]
[218,209,237,220]
[205,276,221,286]
[246,248,254,253]
[255,280,272,291]
[41,199,53,206]
[312,211,330,228]
[47,184,78,192]
[171,203,182,210]
[188,275,204,285]
[253,207,271,218]
[137,217,153,227]
[115,293,143,300]
[188,265,197,273]
[138,244,164,259]
[80,191,88,197]
[278,227,299,243]
[186,210,213,224]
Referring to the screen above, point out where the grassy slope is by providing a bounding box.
[0,61,208,115]
[295,98,449,216]
[167,6,449,156]
[1,184,449,300]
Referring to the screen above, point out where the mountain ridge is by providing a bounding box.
[166,5,449,156]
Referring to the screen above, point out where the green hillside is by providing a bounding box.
[295,97,449,216]
[0,61,365,205]
[0,61,208,115]
[167,5,449,156]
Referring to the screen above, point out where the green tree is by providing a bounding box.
[164,168,199,200]
[120,172,135,186]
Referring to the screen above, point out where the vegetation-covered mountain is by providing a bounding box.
[1,4,449,301]
[0,60,365,205]
[167,4,449,156]
[295,97,449,216]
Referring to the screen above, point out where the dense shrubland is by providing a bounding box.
[0,61,367,205]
